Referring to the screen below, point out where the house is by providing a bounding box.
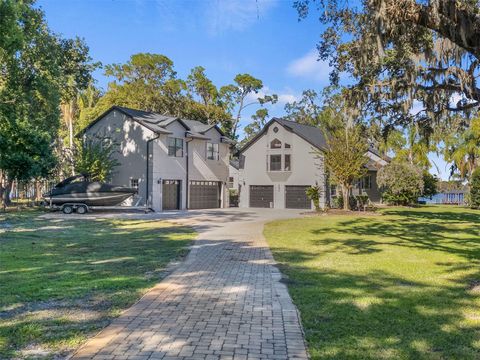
[81,106,232,211]
[237,118,388,209]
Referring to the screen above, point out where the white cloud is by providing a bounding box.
[286,49,331,82]
[205,0,278,34]
[245,86,299,105]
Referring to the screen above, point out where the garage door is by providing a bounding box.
[189,181,221,209]
[249,185,274,208]
[162,180,181,210]
[285,185,311,209]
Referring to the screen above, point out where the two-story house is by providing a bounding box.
[237,118,388,209]
[81,106,232,211]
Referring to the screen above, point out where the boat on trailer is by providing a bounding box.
[44,174,141,214]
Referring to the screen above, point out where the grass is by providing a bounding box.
[0,209,195,359]
[264,205,480,360]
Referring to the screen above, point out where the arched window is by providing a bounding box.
[270,138,282,149]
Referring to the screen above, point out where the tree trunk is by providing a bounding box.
[341,184,350,211]
[3,179,13,207]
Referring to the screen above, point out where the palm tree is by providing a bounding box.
[444,117,480,180]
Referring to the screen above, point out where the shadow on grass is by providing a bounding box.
[0,212,195,358]
[272,247,480,360]
[309,208,480,261]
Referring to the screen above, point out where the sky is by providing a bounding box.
[37,0,450,179]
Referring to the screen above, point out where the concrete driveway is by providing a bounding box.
[72,208,309,360]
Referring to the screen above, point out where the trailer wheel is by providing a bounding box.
[76,205,87,214]
[62,205,74,214]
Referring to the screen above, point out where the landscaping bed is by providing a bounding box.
[0,209,195,359]
[265,205,480,359]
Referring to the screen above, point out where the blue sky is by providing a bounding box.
[37,0,450,179]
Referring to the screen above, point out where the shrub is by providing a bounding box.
[377,162,424,206]
[422,172,438,198]
[332,193,357,210]
[306,186,321,211]
[470,168,480,209]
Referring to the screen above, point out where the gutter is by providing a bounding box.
[185,137,193,209]
[146,134,160,208]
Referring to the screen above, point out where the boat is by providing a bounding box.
[45,174,137,207]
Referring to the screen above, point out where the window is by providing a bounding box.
[285,143,291,149]
[229,177,234,183]
[270,139,282,149]
[207,142,219,160]
[330,184,337,196]
[269,154,282,171]
[284,154,291,171]
[362,175,372,189]
[130,178,139,189]
[273,126,279,133]
[168,137,183,157]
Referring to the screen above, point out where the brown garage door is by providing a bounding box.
[249,185,274,208]
[189,181,221,209]
[162,180,181,210]
[285,185,311,209]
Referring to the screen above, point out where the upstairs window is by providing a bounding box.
[269,154,282,171]
[207,143,219,160]
[285,143,291,149]
[284,154,291,171]
[168,137,183,157]
[270,139,282,149]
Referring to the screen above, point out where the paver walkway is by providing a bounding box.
[72,208,309,360]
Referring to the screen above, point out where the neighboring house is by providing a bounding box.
[237,118,388,210]
[228,160,239,190]
[81,106,232,211]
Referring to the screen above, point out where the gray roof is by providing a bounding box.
[274,118,328,150]
[239,117,328,153]
[80,106,226,139]
[230,159,239,169]
[239,117,389,169]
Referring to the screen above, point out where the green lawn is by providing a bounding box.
[0,210,195,359]
[265,206,480,360]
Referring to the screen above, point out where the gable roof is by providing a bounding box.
[238,117,390,166]
[239,117,328,154]
[79,105,227,139]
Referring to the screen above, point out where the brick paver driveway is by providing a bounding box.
[73,208,309,360]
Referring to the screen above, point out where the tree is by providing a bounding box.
[219,74,277,140]
[377,162,424,205]
[422,172,439,198]
[443,116,480,179]
[0,1,73,206]
[295,1,480,128]
[74,137,120,182]
[469,168,480,209]
[284,89,322,126]
[242,108,270,145]
[320,125,369,210]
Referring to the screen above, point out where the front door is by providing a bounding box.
[162,180,181,210]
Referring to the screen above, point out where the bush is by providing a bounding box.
[377,162,424,206]
[306,186,321,211]
[332,193,358,210]
[422,172,438,198]
[470,168,480,209]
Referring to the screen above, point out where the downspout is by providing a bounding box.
[185,137,193,209]
[146,134,160,208]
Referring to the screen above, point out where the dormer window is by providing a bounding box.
[270,139,282,149]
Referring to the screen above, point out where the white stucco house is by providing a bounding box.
[81,106,232,211]
[237,118,388,209]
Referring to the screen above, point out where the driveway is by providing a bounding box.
[72,208,309,360]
